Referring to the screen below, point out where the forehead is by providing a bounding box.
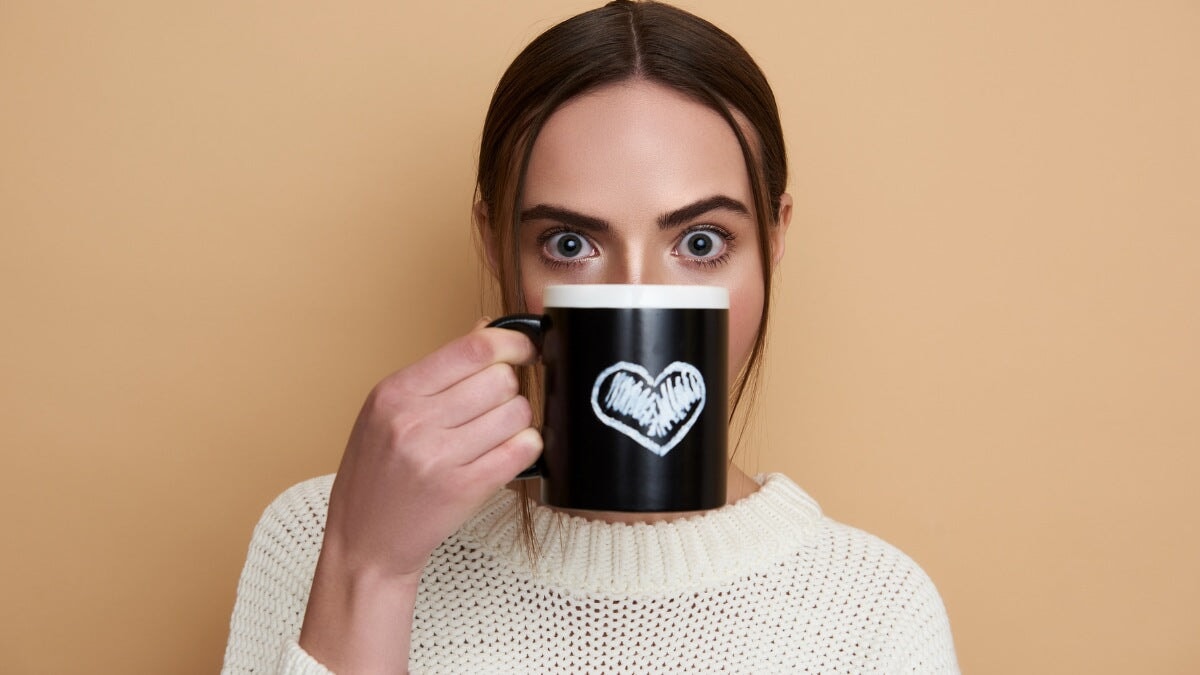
[522,80,753,216]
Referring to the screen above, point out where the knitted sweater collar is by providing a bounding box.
[460,474,823,596]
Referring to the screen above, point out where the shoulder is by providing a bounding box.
[261,474,335,523]
[223,475,337,672]
[246,474,336,560]
[764,475,956,665]
[763,475,943,602]
[814,518,947,614]
[805,513,957,670]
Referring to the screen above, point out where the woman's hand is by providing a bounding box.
[299,321,541,672]
[323,321,540,578]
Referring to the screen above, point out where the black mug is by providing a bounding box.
[489,284,728,512]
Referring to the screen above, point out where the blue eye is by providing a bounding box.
[677,230,726,259]
[544,231,595,260]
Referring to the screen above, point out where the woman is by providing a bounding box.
[223,2,958,672]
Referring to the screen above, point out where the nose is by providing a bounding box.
[604,242,669,285]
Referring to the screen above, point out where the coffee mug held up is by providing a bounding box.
[488,284,728,512]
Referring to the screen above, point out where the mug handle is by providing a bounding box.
[486,314,546,479]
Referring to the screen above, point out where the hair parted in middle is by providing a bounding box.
[474,0,788,549]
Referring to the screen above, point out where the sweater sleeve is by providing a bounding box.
[221,475,336,675]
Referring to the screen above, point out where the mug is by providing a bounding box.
[488,284,728,512]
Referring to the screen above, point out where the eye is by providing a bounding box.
[676,230,727,260]
[543,231,595,261]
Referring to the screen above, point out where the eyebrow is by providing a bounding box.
[657,195,750,229]
[519,204,609,232]
[519,195,751,232]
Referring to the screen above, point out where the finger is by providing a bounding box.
[464,427,543,487]
[432,362,521,429]
[402,327,537,396]
[450,395,534,464]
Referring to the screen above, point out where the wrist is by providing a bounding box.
[299,545,422,673]
[316,535,428,588]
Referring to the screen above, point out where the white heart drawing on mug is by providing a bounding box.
[589,361,707,456]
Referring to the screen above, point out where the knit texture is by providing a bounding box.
[223,474,958,673]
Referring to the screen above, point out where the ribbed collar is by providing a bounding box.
[459,474,823,596]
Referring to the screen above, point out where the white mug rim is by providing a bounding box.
[543,284,729,309]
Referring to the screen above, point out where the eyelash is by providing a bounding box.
[534,225,737,269]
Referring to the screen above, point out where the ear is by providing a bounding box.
[473,200,501,279]
[770,193,793,270]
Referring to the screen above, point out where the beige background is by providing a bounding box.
[2,0,1197,672]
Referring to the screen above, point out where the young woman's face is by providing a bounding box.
[513,80,789,377]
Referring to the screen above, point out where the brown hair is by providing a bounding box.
[475,0,787,549]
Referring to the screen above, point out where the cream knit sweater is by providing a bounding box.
[223,474,958,673]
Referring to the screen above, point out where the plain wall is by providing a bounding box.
[2,1,1197,672]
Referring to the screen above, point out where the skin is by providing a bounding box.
[300,79,791,672]
[516,80,788,375]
